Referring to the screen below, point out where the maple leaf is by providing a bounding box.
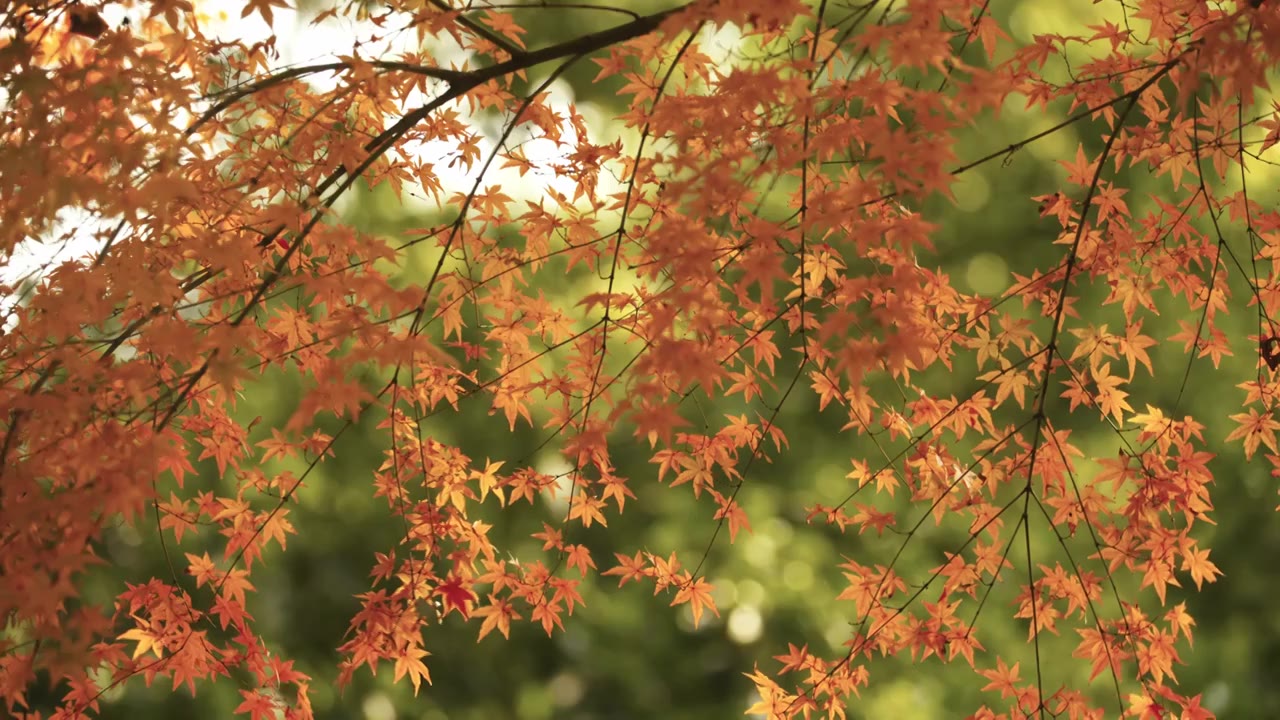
[850,502,895,536]
[235,691,279,720]
[532,523,563,551]
[159,494,197,543]
[1061,145,1097,186]
[564,544,596,576]
[599,474,636,512]
[671,455,716,498]
[211,593,251,630]
[1179,694,1214,720]
[710,491,753,542]
[220,569,255,608]
[1138,629,1180,684]
[744,668,799,717]
[1092,364,1133,426]
[846,459,898,497]
[1165,602,1195,646]
[1226,408,1280,458]
[531,600,565,636]
[1118,320,1156,379]
[671,576,718,627]
[206,352,255,401]
[567,492,607,527]
[471,459,506,504]
[973,14,1009,61]
[148,0,194,29]
[602,552,649,587]
[773,643,810,674]
[241,0,291,25]
[1141,557,1181,605]
[1127,691,1166,719]
[120,624,164,661]
[1180,547,1221,590]
[258,511,293,553]
[979,658,1021,699]
[434,576,475,619]
[186,553,218,588]
[475,596,521,641]
[392,646,432,694]
[977,366,1034,408]
[1093,183,1129,222]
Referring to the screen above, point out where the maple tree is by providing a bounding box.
[3,0,1280,717]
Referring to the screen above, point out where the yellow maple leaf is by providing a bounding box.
[120,625,163,660]
[393,646,432,695]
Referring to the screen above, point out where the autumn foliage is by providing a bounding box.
[3,0,1280,717]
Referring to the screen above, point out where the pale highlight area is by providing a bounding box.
[0,1,612,319]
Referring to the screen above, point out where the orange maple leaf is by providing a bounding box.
[671,576,718,627]
[240,0,291,25]
[393,646,432,694]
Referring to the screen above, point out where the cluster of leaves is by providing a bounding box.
[2,0,1280,718]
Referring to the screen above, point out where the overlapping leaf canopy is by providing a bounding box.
[3,0,1280,718]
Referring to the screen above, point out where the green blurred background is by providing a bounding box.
[44,0,1280,718]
